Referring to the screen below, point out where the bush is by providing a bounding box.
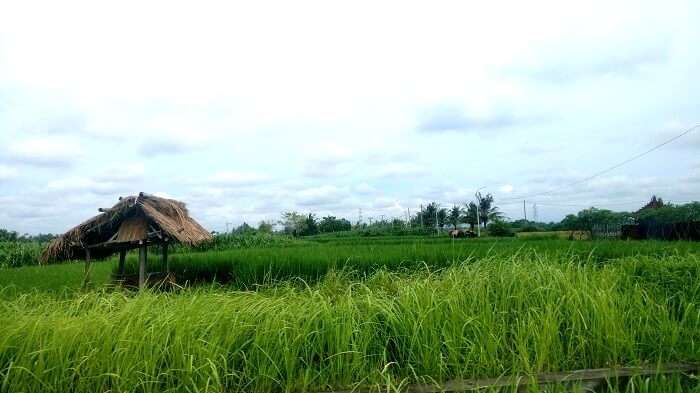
[487,220,514,237]
[0,241,43,268]
[519,225,541,233]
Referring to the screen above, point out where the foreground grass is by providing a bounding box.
[1,255,699,392]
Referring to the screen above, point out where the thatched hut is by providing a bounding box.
[42,192,212,288]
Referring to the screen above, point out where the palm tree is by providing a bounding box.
[422,202,439,228]
[437,208,447,229]
[447,205,462,230]
[475,192,503,227]
[462,202,478,230]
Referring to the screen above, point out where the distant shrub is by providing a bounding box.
[515,230,591,240]
[183,233,304,252]
[487,221,514,237]
[519,225,541,233]
[0,241,43,268]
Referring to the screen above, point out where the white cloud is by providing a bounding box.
[375,163,427,178]
[0,165,18,180]
[499,184,514,193]
[296,185,344,207]
[205,171,270,187]
[7,136,83,167]
[1,0,700,231]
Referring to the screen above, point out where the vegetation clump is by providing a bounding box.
[1,253,700,392]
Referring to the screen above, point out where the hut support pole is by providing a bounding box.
[163,242,169,275]
[118,250,126,276]
[139,241,147,290]
[83,248,92,287]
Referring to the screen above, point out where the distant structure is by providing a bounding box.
[41,192,212,289]
[637,195,665,213]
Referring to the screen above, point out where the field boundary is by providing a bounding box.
[321,362,700,393]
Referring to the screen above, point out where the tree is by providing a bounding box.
[421,202,439,228]
[462,202,479,230]
[257,220,274,233]
[475,192,502,227]
[0,229,19,242]
[638,195,665,212]
[233,222,254,234]
[488,219,514,237]
[437,208,447,229]
[279,211,306,236]
[319,216,352,233]
[447,205,462,230]
[300,213,319,236]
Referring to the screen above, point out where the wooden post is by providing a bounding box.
[138,241,147,290]
[83,248,92,287]
[118,250,126,276]
[163,242,169,275]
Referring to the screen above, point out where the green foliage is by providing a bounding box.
[447,205,462,229]
[186,232,302,252]
[0,241,43,268]
[318,216,352,233]
[557,208,633,231]
[462,201,479,229]
[437,207,447,229]
[519,225,542,232]
[487,220,515,237]
[111,238,700,288]
[0,229,56,242]
[637,202,700,224]
[1,252,700,392]
[420,202,440,228]
[279,211,307,236]
[476,192,503,227]
[300,213,319,236]
[257,220,274,233]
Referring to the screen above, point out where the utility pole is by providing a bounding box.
[523,200,527,222]
[407,208,411,228]
[358,208,363,227]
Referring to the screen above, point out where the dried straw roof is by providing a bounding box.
[42,193,212,263]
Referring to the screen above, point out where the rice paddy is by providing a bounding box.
[1,237,700,392]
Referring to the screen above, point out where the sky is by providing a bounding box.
[1,0,699,234]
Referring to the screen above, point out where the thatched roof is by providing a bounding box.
[42,193,212,263]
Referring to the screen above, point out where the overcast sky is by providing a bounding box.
[1,0,699,234]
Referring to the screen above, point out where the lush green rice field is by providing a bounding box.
[1,238,700,392]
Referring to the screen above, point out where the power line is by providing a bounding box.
[501,124,700,202]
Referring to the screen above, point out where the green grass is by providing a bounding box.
[1,255,700,392]
[0,262,113,296]
[1,239,700,392]
[118,238,700,288]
